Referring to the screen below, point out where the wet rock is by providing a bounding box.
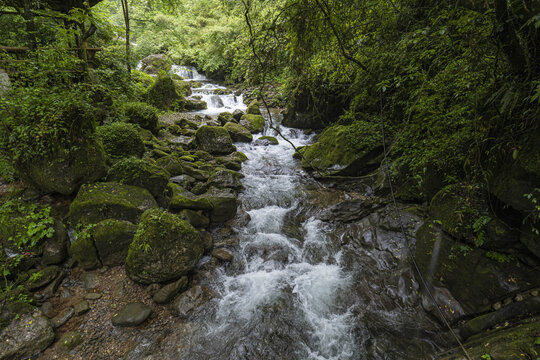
[126,209,204,284]
[39,270,66,298]
[178,209,210,228]
[107,157,170,199]
[42,220,68,265]
[153,276,189,304]
[139,53,172,75]
[25,266,60,291]
[195,125,236,155]
[145,283,161,297]
[253,136,278,146]
[212,248,234,262]
[169,285,214,318]
[170,174,197,189]
[320,198,383,223]
[58,331,83,352]
[82,272,99,290]
[224,122,253,143]
[232,109,244,121]
[92,219,137,266]
[239,114,265,133]
[0,308,54,360]
[122,336,160,360]
[218,112,234,125]
[111,303,152,327]
[246,99,261,115]
[168,183,213,211]
[200,187,238,223]
[200,231,213,252]
[41,302,54,318]
[206,169,244,190]
[68,182,158,226]
[420,285,465,324]
[51,306,74,328]
[74,300,90,316]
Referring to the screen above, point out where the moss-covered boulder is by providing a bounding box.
[125,209,204,284]
[16,135,107,195]
[206,169,243,190]
[429,183,519,250]
[218,112,234,125]
[246,100,262,115]
[184,99,207,111]
[145,72,184,110]
[195,126,236,155]
[68,182,158,226]
[239,114,265,133]
[168,183,213,211]
[93,219,137,266]
[107,157,170,199]
[200,187,238,223]
[224,122,253,143]
[70,230,100,270]
[301,123,383,176]
[414,223,540,315]
[254,136,278,146]
[178,209,209,228]
[139,54,172,75]
[123,102,159,134]
[155,155,185,177]
[97,122,145,161]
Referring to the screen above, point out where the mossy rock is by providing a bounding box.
[184,99,207,111]
[218,112,234,125]
[414,223,540,315]
[199,186,238,223]
[239,114,265,133]
[174,118,199,130]
[155,155,185,177]
[92,219,137,266]
[97,122,145,161]
[168,183,213,211]
[107,157,170,199]
[123,102,159,134]
[145,72,184,110]
[215,157,242,171]
[195,126,236,155]
[71,231,100,270]
[178,209,210,228]
[68,182,158,226]
[246,100,261,115]
[140,54,172,75]
[16,135,107,195]
[301,124,383,176]
[206,169,244,190]
[429,183,519,250]
[125,209,204,284]
[224,122,253,143]
[254,136,278,146]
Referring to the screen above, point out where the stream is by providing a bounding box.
[154,67,448,360]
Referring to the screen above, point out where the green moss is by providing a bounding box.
[71,229,100,270]
[145,72,185,110]
[107,157,170,198]
[168,183,213,211]
[155,155,185,176]
[68,182,158,226]
[239,114,265,133]
[92,219,137,266]
[246,100,262,115]
[218,112,234,125]
[97,122,145,161]
[125,208,203,284]
[195,126,236,155]
[123,102,159,134]
[224,122,253,143]
[258,136,279,145]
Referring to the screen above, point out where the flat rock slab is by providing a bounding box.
[112,303,152,327]
[212,248,234,262]
[153,277,189,304]
[51,307,74,328]
[84,292,102,300]
[74,301,90,316]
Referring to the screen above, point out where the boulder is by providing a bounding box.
[170,174,196,189]
[195,126,236,155]
[217,112,234,125]
[68,182,158,226]
[42,220,68,265]
[107,157,170,199]
[169,285,214,318]
[200,187,238,223]
[184,99,207,111]
[17,135,107,195]
[58,331,83,352]
[232,109,244,121]
[0,308,54,360]
[300,123,383,176]
[212,248,233,262]
[97,122,145,161]
[145,72,184,110]
[126,209,204,284]
[168,183,213,211]
[224,122,253,143]
[414,223,540,315]
[25,266,60,291]
[155,155,185,177]
[178,209,210,228]
[246,99,261,115]
[139,54,172,75]
[153,276,189,304]
[123,102,159,134]
[239,114,265,133]
[71,231,100,270]
[92,219,137,266]
[111,303,152,327]
[254,136,278,146]
[206,169,244,191]
[0,68,11,97]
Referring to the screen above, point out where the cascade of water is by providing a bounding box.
[171,65,207,81]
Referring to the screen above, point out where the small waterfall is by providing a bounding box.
[189,83,246,115]
[171,65,207,81]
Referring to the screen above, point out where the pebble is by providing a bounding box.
[74,300,90,316]
[153,277,189,304]
[84,292,102,300]
[40,302,54,318]
[531,290,538,297]
[51,307,74,328]
[82,272,99,290]
[492,302,502,311]
[515,293,524,302]
[503,298,513,306]
[58,331,83,351]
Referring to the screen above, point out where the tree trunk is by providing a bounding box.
[121,0,131,75]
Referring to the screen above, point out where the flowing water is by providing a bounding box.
[154,68,447,360]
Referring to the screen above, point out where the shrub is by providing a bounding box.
[123,102,159,134]
[96,122,145,161]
